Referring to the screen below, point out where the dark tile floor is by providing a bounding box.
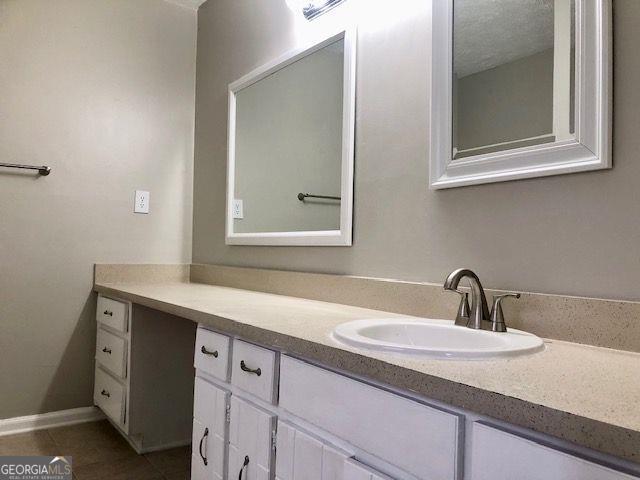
[0,421,191,480]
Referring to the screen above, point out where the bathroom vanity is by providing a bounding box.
[92,266,640,480]
[94,296,196,453]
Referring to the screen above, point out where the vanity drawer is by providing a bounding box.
[96,295,128,333]
[94,367,126,427]
[95,328,127,379]
[194,327,230,381]
[279,356,462,480]
[231,340,278,404]
[470,423,640,480]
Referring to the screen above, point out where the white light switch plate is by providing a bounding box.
[134,190,150,214]
[232,199,243,219]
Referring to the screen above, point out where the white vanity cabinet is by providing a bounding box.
[93,295,196,453]
[187,326,638,480]
[192,327,278,480]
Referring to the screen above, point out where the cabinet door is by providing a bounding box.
[192,378,230,480]
[275,421,351,480]
[343,460,394,480]
[470,423,640,480]
[229,396,276,480]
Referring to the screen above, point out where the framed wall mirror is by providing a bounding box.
[226,29,356,246]
[430,0,611,189]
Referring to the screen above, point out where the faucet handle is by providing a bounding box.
[489,293,521,332]
[449,289,471,327]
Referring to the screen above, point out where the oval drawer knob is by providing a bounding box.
[201,345,219,358]
[100,389,110,398]
[240,360,261,377]
[102,347,112,354]
[103,310,113,317]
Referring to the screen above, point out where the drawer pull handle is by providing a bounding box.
[103,310,113,317]
[238,456,249,480]
[240,360,261,377]
[201,345,219,358]
[199,427,209,466]
[100,389,110,398]
[102,347,112,354]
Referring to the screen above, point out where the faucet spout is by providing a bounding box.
[444,268,491,330]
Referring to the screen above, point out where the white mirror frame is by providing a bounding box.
[225,28,356,246]
[429,0,612,189]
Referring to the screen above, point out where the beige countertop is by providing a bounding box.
[94,280,640,464]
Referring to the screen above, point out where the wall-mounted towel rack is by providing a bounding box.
[297,192,341,202]
[0,162,51,176]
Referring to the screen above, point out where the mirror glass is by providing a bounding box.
[233,38,345,234]
[452,0,575,160]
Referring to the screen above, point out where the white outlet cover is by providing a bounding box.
[232,199,243,219]
[134,190,150,214]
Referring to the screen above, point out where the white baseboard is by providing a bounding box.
[0,407,105,437]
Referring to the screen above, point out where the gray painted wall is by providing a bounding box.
[0,0,196,418]
[455,48,554,151]
[234,41,343,233]
[193,0,640,302]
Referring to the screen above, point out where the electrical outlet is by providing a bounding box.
[134,190,150,214]
[232,199,243,219]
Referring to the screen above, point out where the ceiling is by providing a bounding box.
[163,0,207,10]
[163,0,557,75]
[454,0,555,78]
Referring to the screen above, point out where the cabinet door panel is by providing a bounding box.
[229,396,276,480]
[191,379,229,480]
[275,421,351,480]
[343,459,393,480]
[470,423,639,480]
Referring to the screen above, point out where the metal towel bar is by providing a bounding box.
[0,162,51,175]
[297,192,341,202]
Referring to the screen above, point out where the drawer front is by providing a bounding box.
[231,340,278,404]
[229,396,276,480]
[470,423,640,480]
[94,367,125,427]
[279,356,461,480]
[95,328,127,378]
[276,420,352,480]
[194,327,230,381]
[96,295,128,333]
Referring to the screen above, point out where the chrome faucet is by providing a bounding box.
[444,268,520,332]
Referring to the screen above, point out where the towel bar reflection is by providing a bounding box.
[297,193,341,202]
[0,163,51,176]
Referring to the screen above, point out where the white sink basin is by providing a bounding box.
[332,318,544,359]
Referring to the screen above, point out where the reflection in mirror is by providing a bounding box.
[234,39,344,234]
[452,0,575,160]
